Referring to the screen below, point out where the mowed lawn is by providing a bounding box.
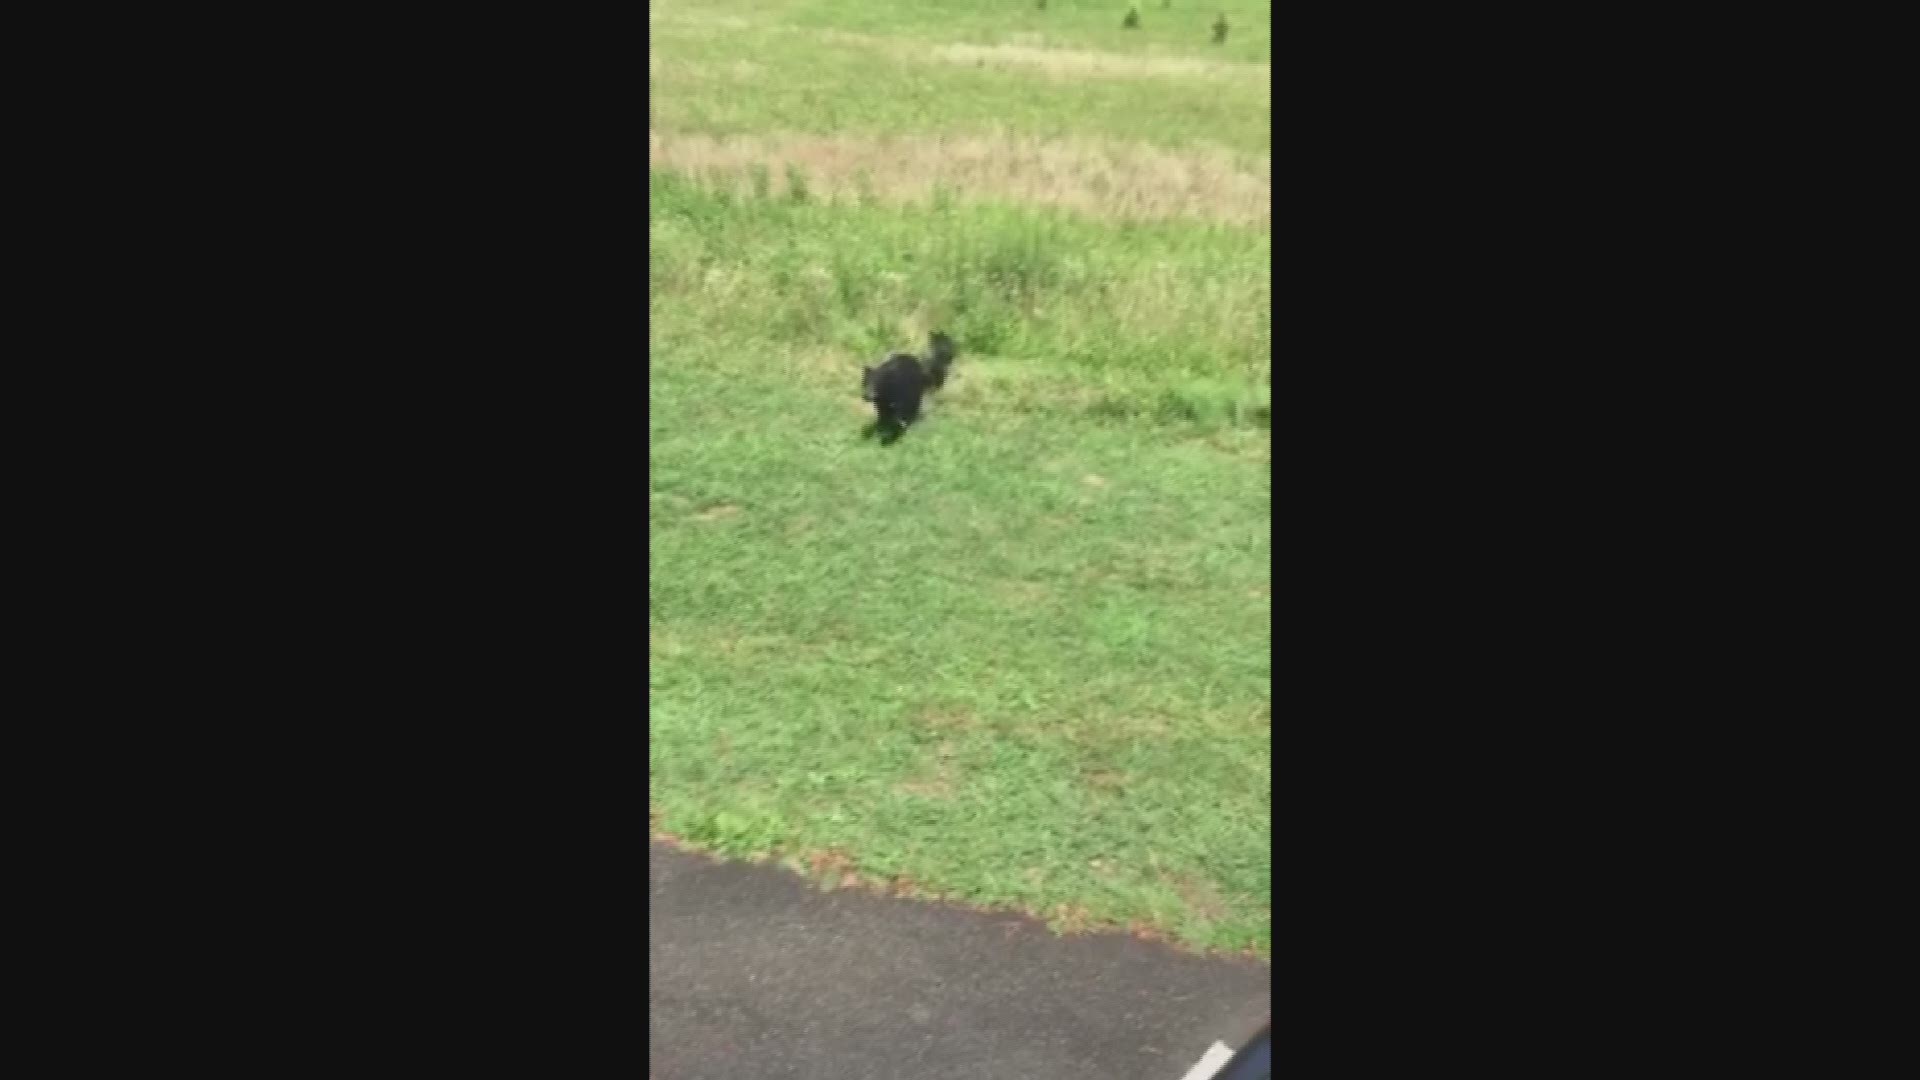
[649,0,1271,955]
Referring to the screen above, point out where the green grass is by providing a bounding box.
[652,175,1270,431]
[778,0,1271,60]
[650,0,1271,155]
[651,0,1271,955]
[650,333,1270,953]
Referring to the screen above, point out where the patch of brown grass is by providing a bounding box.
[806,848,858,879]
[649,829,1265,960]
[1047,903,1098,935]
[650,630,690,659]
[992,579,1053,607]
[915,708,981,733]
[935,359,1109,417]
[935,42,1266,81]
[893,739,961,800]
[1168,874,1231,923]
[649,129,1268,226]
[893,773,956,800]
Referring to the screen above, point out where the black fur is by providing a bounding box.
[861,331,958,445]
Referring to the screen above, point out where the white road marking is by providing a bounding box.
[1176,1040,1236,1080]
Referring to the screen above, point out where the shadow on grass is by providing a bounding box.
[860,418,912,446]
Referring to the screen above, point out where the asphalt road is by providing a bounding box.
[650,841,1270,1080]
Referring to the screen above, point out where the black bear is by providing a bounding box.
[861,331,957,445]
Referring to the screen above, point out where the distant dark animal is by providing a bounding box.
[1212,13,1229,43]
[1123,7,1141,30]
[861,331,958,445]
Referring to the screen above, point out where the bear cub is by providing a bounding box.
[861,331,956,444]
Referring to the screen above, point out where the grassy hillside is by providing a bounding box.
[650,0,1272,955]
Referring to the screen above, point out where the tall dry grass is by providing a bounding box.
[650,130,1269,227]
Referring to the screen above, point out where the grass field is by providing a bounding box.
[650,0,1271,955]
